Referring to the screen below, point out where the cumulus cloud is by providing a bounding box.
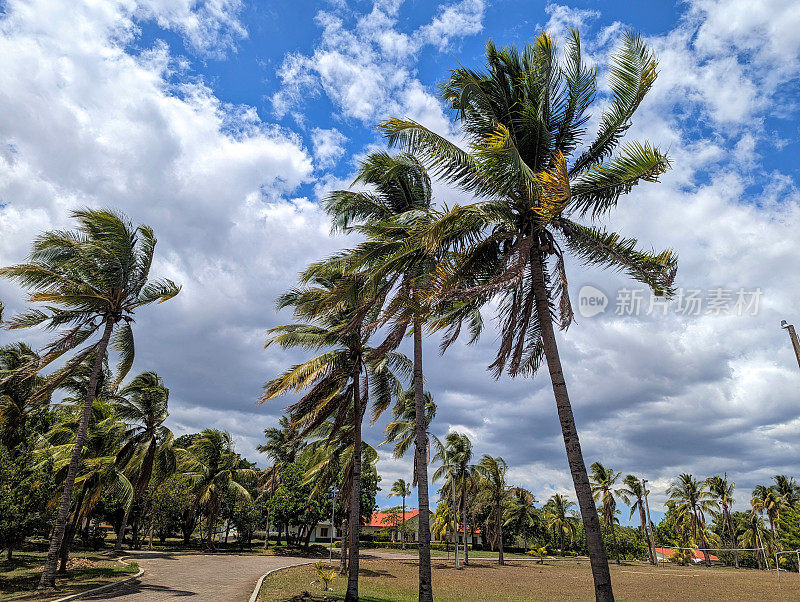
[311,127,348,170]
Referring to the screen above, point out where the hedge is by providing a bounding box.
[333,540,473,551]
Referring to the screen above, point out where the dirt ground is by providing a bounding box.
[259,558,800,601]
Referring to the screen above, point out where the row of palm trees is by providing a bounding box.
[261,27,675,602]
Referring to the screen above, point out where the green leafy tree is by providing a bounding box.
[666,474,718,567]
[773,475,800,508]
[473,455,510,565]
[0,444,55,560]
[144,473,193,546]
[544,493,578,554]
[504,488,541,552]
[0,209,179,590]
[0,343,49,454]
[380,29,675,602]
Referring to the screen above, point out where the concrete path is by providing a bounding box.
[80,553,309,601]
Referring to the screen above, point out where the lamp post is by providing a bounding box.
[781,320,800,372]
[642,479,657,566]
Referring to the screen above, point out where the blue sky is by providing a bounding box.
[1,0,800,521]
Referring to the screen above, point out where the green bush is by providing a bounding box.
[334,540,473,551]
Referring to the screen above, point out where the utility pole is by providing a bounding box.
[781,320,800,372]
[642,479,657,566]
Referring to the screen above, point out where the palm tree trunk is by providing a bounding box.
[115,504,133,552]
[462,477,468,566]
[401,497,406,550]
[531,251,613,602]
[345,364,362,602]
[38,319,114,591]
[497,507,504,566]
[452,479,459,568]
[609,517,620,564]
[413,319,434,601]
[638,502,653,564]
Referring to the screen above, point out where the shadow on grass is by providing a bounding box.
[284,593,395,602]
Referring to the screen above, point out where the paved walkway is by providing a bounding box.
[81,553,309,601]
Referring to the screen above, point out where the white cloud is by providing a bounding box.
[311,127,348,170]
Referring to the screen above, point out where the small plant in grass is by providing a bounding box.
[314,560,336,591]
[528,546,548,564]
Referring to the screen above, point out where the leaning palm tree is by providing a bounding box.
[544,493,578,555]
[0,209,180,590]
[324,152,481,600]
[180,429,254,550]
[113,372,176,550]
[389,479,412,549]
[618,475,653,563]
[707,475,738,567]
[380,30,675,602]
[666,474,718,567]
[589,462,622,564]
[261,266,404,601]
[0,342,48,454]
[473,455,510,565]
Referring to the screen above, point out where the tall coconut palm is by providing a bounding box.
[389,479,412,548]
[433,433,473,568]
[589,462,622,564]
[0,209,180,590]
[706,475,738,567]
[324,152,480,600]
[473,455,510,565]
[0,342,48,454]
[741,511,771,569]
[666,474,718,567]
[380,30,675,601]
[113,372,175,551]
[618,474,653,564]
[544,493,578,555]
[261,267,404,602]
[180,429,254,549]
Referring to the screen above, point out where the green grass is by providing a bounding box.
[0,550,139,601]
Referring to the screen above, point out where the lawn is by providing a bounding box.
[0,550,139,601]
[257,559,800,601]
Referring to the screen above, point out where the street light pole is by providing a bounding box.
[642,479,657,566]
[781,320,800,372]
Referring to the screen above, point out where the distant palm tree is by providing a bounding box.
[380,30,675,602]
[262,267,404,601]
[544,493,578,555]
[113,372,175,551]
[740,511,771,569]
[181,429,253,550]
[433,432,473,568]
[473,455,510,565]
[382,388,436,461]
[618,475,653,564]
[666,474,718,567]
[0,342,48,454]
[504,488,540,552]
[773,475,800,508]
[706,475,738,567]
[1,209,180,590]
[389,479,412,549]
[751,485,783,545]
[589,462,622,564]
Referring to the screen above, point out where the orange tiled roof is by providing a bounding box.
[365,510,420,528]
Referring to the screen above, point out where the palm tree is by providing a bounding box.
[113,372,175,551]
[741,511,771,569]
[433,433,473,568]
[504,488,540,552]
[261,267,403,601]
[180,429,254,550]
[382,388,436,461]
[324,152,480,600]
[0,342,48,454]
[773,475,800,508]
[666,474,718,567]
[543,493,578,555]
[618,475,653,564]
[473,455,510,565]
[707,475,738,567]
[389,479,412,548]
[0,209,180,590]
[432,502,453,555]
[589,462,622,564]
[751,485,783,546]
[380,30,675,602]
